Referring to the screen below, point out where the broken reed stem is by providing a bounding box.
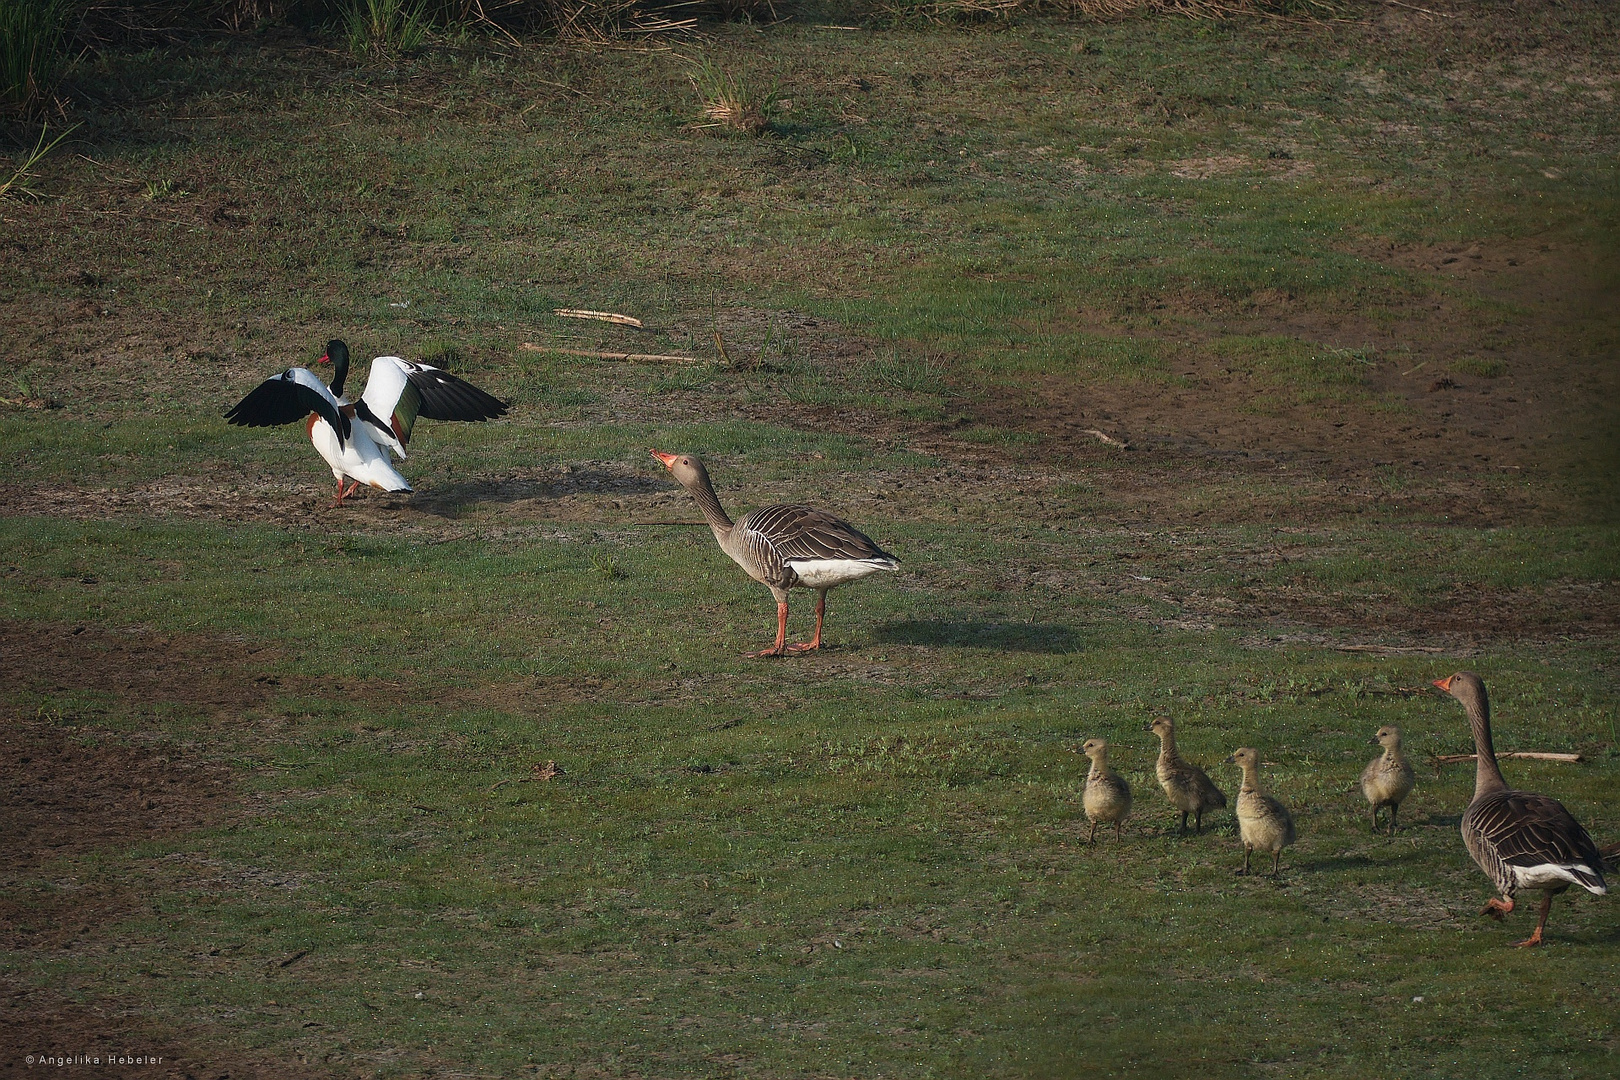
[1432,751,1583,764]
[521,344,702,364]
[554,309,645,328]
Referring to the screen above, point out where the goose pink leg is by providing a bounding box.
[1512,894,1552,948]
[786,591,829,654]
[745,602,791,658]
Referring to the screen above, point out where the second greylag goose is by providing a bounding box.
[650,451,898,657]
[1361,725,1416,836]
[1227,747,1296,876]
[1435,672,1607,947]
[1080,738,1131,843]
[1147,716,1227,834]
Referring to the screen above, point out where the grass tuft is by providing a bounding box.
[0,121,77,201]
[686,56,776,136]
[345,0,431,58]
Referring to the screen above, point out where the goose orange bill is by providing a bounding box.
[1433,675,1455,691]
[650,449,680,468]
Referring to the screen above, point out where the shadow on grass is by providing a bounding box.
[871,619,1083,653]
[411,470,665,519]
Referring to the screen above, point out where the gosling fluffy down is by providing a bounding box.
[1227,747,1296,877]
[1146,716,1227,834]
[1080,738,1132,843]
[1360,725,1416,836]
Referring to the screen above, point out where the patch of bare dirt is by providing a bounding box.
[0,620,283,716]
[924,237,1617,524]
[0,632,327,1077]
[0,716,231,870]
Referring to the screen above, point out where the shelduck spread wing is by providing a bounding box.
[225,367,351,445]
[1467,790,1608,894]
[358,356,507,455]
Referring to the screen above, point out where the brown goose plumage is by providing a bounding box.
[651,451,898,656]
[1436,672,1607,947]
[1146,717,1227,834]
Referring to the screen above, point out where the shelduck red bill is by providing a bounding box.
[650,449,680,469]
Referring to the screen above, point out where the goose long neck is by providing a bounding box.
[1466,695,1508,796]
[685,474,733,536]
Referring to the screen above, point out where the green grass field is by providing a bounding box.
[3,4,1618,1077]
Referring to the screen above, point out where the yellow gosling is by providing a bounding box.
[1226,747,1296,877]
[1081,738,1132,843]
[1146,717,1227,835]
[1360,725,1416,836]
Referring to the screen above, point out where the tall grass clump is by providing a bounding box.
[345,0,430,57]
[1,0,74,117]
[686,55,776,135]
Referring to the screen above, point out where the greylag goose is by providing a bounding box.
[1226,747,1296,876]
[1361,725,1416,836]
[226,340,506,505]
[1435,672,1607,947]
[1080,738,1131,843]
[650,451,899,657]
[1147,717,1227,834]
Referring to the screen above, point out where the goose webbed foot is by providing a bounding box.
[1512,893,1553,947]
[745,601,791,658]
[1480,896,1514,921]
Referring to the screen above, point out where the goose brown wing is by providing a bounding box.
[740,504,895,563]
[1470,790,1606,882]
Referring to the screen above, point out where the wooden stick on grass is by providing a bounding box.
[521,344,703,364]
[1432,751,1583,764]
[1081,429,1129,449]
[554,309,645,328]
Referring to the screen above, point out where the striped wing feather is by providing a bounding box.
[739,504,895,563]
[1466,789,1607,889]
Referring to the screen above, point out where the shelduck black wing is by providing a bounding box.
[407,363,507,423]
[225,368,350,444]
[1469,789,1607,891]
[740,504,897,565]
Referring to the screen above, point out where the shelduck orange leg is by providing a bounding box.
[786,590,829,654]
[328,479,361,508]
[745,602,791,658]
[1480,896,1514,921]
[1512,894,1552,948]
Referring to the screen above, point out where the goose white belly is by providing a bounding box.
[787,557,896,589]
[1512,861,1608,894]
[309,417,411,492]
